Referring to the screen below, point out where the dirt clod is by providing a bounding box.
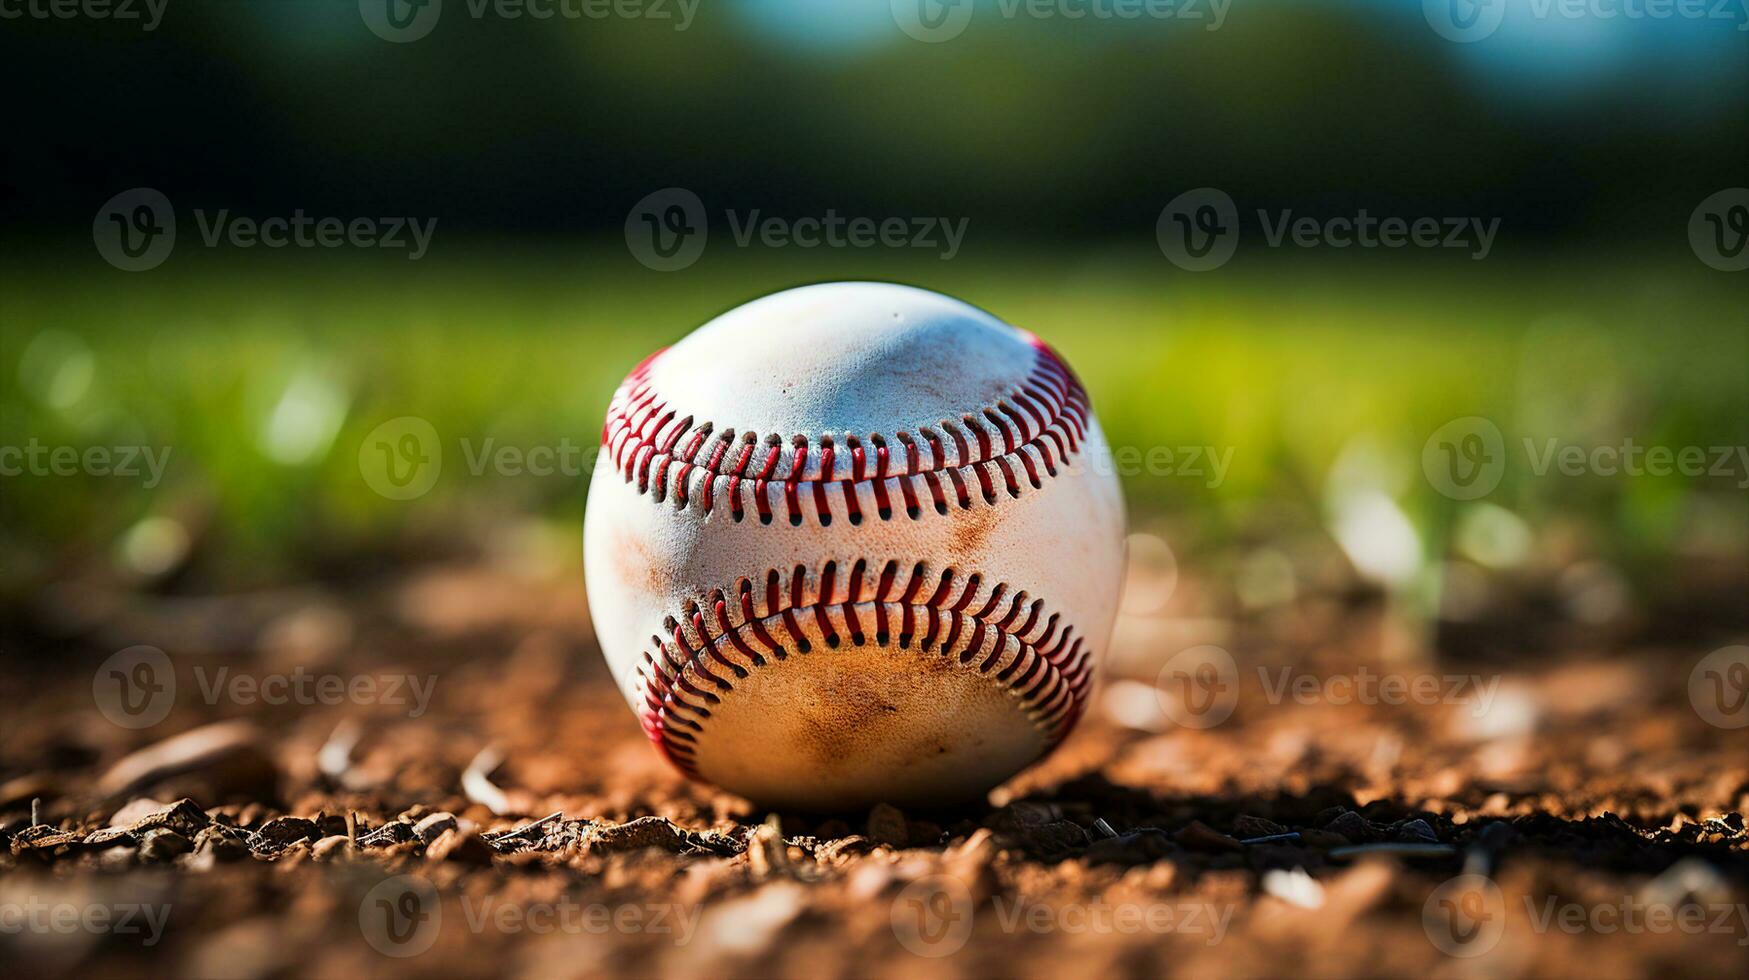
[139,828,193,861]
[425,827,496,865]
[865,803,908,847]
[1172,820,1244,853]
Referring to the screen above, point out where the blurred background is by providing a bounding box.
[2,0,1743,659]
[1,3,1747,977]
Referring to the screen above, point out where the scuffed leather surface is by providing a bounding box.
[584,282,1126,808]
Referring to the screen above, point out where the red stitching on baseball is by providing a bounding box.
[630,559,1092,779]
[599,341,1091,526]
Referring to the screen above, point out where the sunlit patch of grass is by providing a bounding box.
[1,245,1743,590]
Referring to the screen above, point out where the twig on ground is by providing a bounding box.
[1328,843,1455,859]
[316,719,363,788]
[486,810,564,844]
[1239,832,1304,845]
[462,746,512,815]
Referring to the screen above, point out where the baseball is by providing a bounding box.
[583,282,1125,810]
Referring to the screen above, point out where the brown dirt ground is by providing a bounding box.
[1,549,1746,979]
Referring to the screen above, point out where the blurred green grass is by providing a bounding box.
[2,245,1745,593]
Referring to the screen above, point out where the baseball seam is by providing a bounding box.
[601,341,1090,527]
[632,558,1093,778]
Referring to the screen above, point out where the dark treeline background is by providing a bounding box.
[2,0,1744,245]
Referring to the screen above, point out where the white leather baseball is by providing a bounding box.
[584,282,1125,810]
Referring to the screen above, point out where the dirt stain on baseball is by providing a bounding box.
[948,503,999,560]
[608,527,674,598]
